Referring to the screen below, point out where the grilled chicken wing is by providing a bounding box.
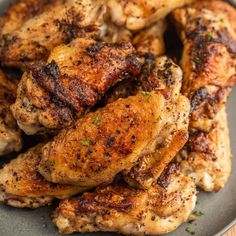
[107,0,194,31]
[0,145,87,208]
[121,56,190,189]
[172,0,236,132]
[11,38,141,135]
[176,108,231,192]
[124,95,189,189]
[1,0,106,68]
[0,70,22,156]
[52,164,197,235]
[172,0,236,191]
[38,91,166,186]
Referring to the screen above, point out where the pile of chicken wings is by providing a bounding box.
[0,0,235,235]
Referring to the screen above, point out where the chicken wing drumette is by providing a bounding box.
[172,0,236,132]
[172,0,236,191]
[11,38,141,135]
[52,164,197,235]
[0,70,22,156]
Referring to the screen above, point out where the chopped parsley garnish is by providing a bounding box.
[154,116,162,123]
[192,47,197,52]
[92,116,101,126]
[185,227,195,235]
[196,201,199,205]
[207,33,213,41]
[194,210,204,217]
[80,139,90,146]
[141,91,150,97]
[193,56,202,65]
[50,160,55,167]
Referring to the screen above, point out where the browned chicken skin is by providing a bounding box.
[172,0,235,191]
[0,70,22,156]
[0,0,106,68]
[121,56,190,189]
[0,145,87,208]
[0,0,61,36]
[52,164,197,235]
[172,0,236,132]
[11,38,141,135]
[0,0,194,67]
[38,90,166,186]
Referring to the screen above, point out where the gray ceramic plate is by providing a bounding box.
[0,0,236,235]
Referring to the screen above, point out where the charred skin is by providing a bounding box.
[11,38,142,135]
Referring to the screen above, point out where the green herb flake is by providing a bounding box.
[194,210,204,217]
[80,139,90,146]
[50,160,55,167]
[154,116,162,124]
[196,201,199,205]
[192,46,197,52]
[141,91,151,97]
[193,56,202,65]
[92,116,101,126]
[185,227,195,235]
[207,33,213,41]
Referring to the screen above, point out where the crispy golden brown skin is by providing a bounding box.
[38,91,166,186]
[0,70,22,156]
[0,145,87,208]
[172,1,236,191]
[1,0,106,68]
[0,0,61,36]
[124,95,189,189]
[177,108,231,192]
[52,164,197,235]
[132,20,167,56]
[119,56,190,189]
[107,0,194,31]
[11,38,141,135]
[172,1,236,132]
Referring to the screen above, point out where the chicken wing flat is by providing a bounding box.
[1,0,106,68]
[11,38,141,135]
[171,0,235,191]
[52,164,197,235]
[176,108,231,192]
[172,0,236,132]
[0,145,87,208]
[0,70,22,156]
[38,91,166,186]
[107,0,194,31]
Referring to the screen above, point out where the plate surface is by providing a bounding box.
[0,0,235,235]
